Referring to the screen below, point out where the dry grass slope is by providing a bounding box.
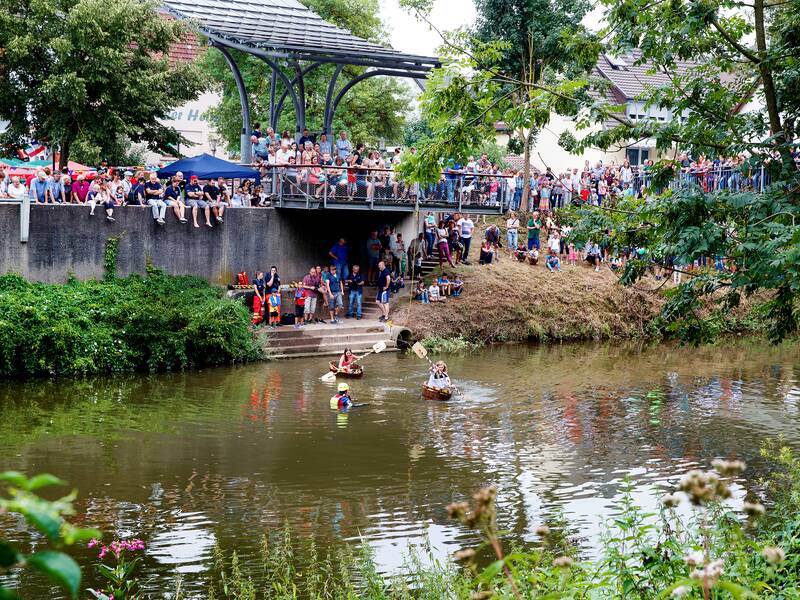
[394,259,666,344]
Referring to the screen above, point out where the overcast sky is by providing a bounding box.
[378,0,477,57]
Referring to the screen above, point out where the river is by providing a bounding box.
[1,339,799,597]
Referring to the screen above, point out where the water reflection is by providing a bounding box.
[0,339,799,597]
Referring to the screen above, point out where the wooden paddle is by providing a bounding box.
[320,341,387,382]
[411,342,463,397]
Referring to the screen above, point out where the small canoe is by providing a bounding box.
[329,362,364,378]
[422,385,452,401]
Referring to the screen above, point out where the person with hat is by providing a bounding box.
[121,171,134,195]
[185,175,212,228]
[330,383,352,410]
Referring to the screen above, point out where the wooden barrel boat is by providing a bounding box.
[422,385,452,401]
[329,362,364,378]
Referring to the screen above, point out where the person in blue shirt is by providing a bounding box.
[445,160,462,203]
[345,264,364,319]
[29,171,49,203]
[325,264,344,324]
[328,238,350,283]
[335,131,352,160]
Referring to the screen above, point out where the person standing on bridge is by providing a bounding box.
[329,238,350,283]
[336,130,352,160]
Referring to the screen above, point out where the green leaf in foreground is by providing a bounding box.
[26,551,81,599]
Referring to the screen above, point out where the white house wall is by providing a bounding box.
[146,90,222,163]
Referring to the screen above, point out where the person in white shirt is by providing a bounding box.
[7,176,27,201]
[275,141,293,165]
[428,282,444,303]
[506,211,520,258]
[456,214,475,263]
[548,231,561,255]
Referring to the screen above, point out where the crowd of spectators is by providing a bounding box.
[0,163,273,226]
[246,122,796,211]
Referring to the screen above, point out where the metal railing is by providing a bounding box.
[260,164,510,213]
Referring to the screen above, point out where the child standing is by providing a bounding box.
[268,292,281,327]
[539,179,551,212]
[568,242,578,266]
[294,287,305,328]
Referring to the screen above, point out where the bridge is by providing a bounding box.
[264,165,507,215]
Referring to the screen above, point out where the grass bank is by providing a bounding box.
[0,271,261,378]
[394,258,667,347]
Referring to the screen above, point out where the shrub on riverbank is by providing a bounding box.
[0,271,260,378]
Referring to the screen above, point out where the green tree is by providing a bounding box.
[562,0,800,343]
[403,116,434,147]
[398,0,595,205]
[202,0,412,154]
[399,0,800,342]
[473,0,591,205]
[0,0,206,166]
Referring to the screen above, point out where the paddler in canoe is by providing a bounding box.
[330,347,364,377]
[427,361,451,389]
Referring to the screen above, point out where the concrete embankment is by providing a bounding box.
[0,204,418,284]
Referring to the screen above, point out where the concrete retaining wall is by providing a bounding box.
[0,204,420,284]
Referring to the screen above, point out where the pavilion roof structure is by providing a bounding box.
[160,0,439,74]
[160,0,439,164]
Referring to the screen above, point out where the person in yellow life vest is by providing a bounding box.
[330,382,353,410]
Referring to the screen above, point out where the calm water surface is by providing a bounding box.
[2,340,800,597]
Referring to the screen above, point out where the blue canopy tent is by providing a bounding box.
[157,153,260,183]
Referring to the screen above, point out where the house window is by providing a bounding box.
[627,148,650,166]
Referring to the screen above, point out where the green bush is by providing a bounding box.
[0,271,261,378]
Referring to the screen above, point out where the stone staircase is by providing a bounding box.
[260,320,399,359]
[255,284,411,359]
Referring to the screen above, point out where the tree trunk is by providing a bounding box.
[753,0,781,139]
[60,137,71,171]
[520,129,533,212]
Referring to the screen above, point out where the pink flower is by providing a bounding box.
[87,539,100,549]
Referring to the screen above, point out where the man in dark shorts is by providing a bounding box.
[376,260,392,322]
[185,175,211,228]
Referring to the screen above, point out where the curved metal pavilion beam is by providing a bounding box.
[325,69,427,134]
[256,55,305,137]
[271,62,322,131]
[211,42,252,163]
